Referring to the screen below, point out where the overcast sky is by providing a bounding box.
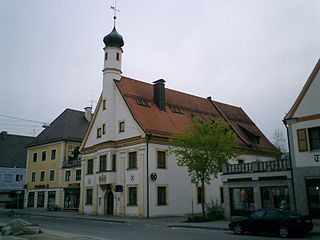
[0,0,319,143]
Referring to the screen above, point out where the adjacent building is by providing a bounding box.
[79,22,277,218]
[0,131,34,208]
[24,109,90,210]
[284,59,320,218]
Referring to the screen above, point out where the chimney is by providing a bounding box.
[84,106,92,122]
[153,79,166,111]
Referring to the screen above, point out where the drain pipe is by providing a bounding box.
[283,119,297,211]
[146,134,151,218]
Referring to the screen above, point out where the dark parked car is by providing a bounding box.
[229,208,313,238]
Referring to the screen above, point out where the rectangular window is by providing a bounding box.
[308,127,320,151]
[41,151,46,161]
[76,169,81,181]
[157,151,166,169]
[261,186,290,210]
[230,188,255,216]
[37,191,45,207]
[102,124,106,134]
[102,99,106,110]
[51,149,56,160]
[197,186,205,204]
[116,52,120,61]
[297,129,308,152]
[27,192,35,207]
[16,174,20,182]
[99,155,107,172]
[87,159,94,175]
[49,170,55,181]
[119,121,125,133]
[97,128,102,138]
[40,171,45,182]
[86,189,93,205]
[31,172,36,182]
[33,152,37,162]
[48,191,56,207]
[220,187,224,203]
[128,187,137,205]
[111,154,116,171]
[65,170,71,181]
[157,186,167,205]
[4,174,12,183]
[128,152,137,169]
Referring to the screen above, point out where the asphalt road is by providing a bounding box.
[0,214,317,240]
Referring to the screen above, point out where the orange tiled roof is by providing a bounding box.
[116,76,275,153]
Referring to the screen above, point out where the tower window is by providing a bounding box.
[116,52,120,61]
[105,52,108,61]
[102,100,106,110]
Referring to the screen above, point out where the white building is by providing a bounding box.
[284,59,320,218]
[79,22,276,218]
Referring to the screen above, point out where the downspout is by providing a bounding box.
[146,133,151,218]
[283,119,297,211]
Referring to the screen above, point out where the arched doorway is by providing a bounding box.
[104,191,114,215]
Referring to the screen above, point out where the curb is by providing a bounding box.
[168,225,229,231]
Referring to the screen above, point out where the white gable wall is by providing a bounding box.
[293,70,320,118]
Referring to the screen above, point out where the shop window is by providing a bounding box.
[308,127,320,151]
[261,186,290,210]
[128,186,137,205]
[306,179,320,218]
[64,188,80,209]
[128,152,137,169]
[27,192,35,207]
[48,191,56,207]
[37,191,45,208]
[297,129,308,151]
[157,186,167,205]
[157,151,166,169]
[230,188,255,216]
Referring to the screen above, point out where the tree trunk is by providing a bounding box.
[201,178,205,217]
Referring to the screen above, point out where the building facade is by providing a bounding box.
[24,109,89,210]
[79,22,276,218]
[0,131,34,208]
[284,59,320,218]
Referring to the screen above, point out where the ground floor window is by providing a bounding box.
[128,186,137,205]
[197,186,205,204]
[48,191,56,207]
[86,189,92,205]
[230,188,254,216]
[261,186,290,209]
[37,191,45,208]
[64,188,80,209]
[27,192,35,207]
[157,186,167,205]
[306,178,320,218]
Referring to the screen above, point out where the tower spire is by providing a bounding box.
[110,0,120,27]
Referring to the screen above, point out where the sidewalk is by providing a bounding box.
[1,208,319,233]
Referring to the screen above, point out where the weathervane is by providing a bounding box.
[110,0,120,27]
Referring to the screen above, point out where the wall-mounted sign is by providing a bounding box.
[99,175,107,184]
[314,154,319,163]
[150,172,157,181]
[68,183,80,188]
[115,185,123,192]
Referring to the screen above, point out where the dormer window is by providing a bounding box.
[239,124,260,144]
[136,98,150,107]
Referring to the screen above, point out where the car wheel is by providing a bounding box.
[279,225,289,238]
[233,223,243,235]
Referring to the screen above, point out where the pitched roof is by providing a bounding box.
[285,58,320,120]
[0,132,34,168]
[27,109,89,147]
[115,76,275,153]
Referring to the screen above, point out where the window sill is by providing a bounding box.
[157,203,167,206]
[127,168,138,171]
[127,204,138,207]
